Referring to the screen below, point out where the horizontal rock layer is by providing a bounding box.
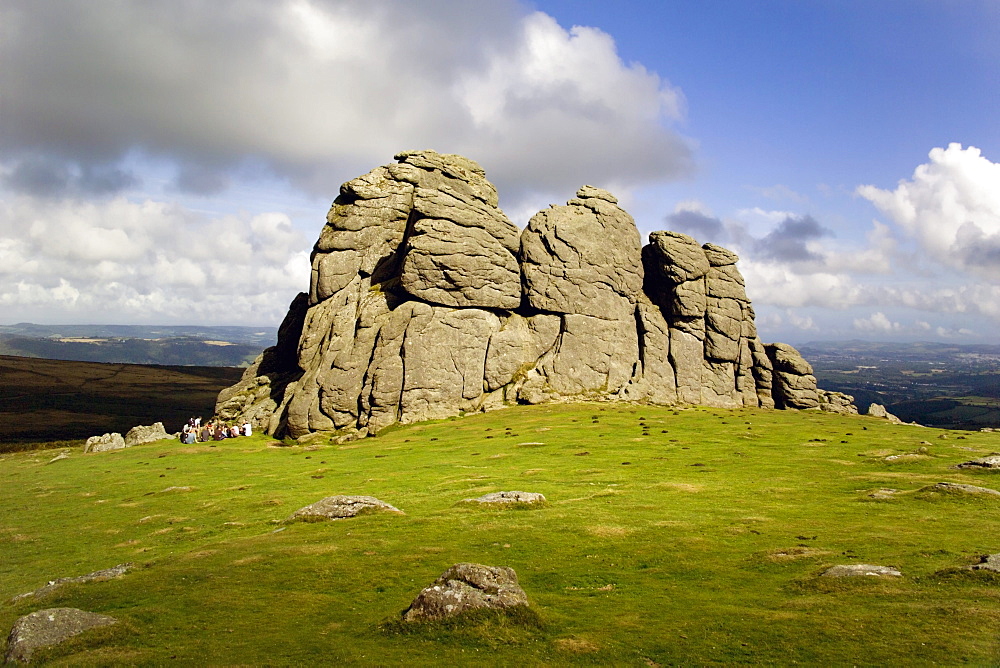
[216,150,835,438]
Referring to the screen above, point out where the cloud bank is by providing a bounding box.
[0,0,695,324]
[661,144,1000,339]
[0,196,310,324]
[858,143,1000,281]
[0,0,692,203]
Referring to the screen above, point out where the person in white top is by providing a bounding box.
[242,421,252,437]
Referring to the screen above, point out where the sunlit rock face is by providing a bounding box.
[216,150,830,438]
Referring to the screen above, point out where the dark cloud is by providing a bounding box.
[664,209,726,243]
[0,0,693,206]
[755,215,832,261]
[78,165,139,195]
[172,164,231,196]
[953,223,1000,280]
[1,157,72,197]
[1,156,138,197]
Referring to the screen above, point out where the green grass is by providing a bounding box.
[2,404,1000,665]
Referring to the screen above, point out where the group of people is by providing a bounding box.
[180,416,252,444]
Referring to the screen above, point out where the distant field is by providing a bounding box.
[1,404,999,664]
[0,355,243,447]
[801,340,1000,429]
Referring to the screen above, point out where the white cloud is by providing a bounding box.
[0,195,310,323]
[0,1,692,209]
[853,311,901,334]
[858,143,1000,281]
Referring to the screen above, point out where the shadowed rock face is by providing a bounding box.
[216,150,834,438]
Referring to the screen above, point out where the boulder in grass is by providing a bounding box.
[956,455,1000,470]
[866,403,903,424]
[465,491,546,506]
[930,482,1000,497]
[821,564,902,578]
[287,495,403,522]
[4,608,117,663]
[124,422,175,447]
[402,563,528,622]
[83,432,125,454]
[971,554,1000,573]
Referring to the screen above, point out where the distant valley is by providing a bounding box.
[801,340,1000,429]
[0,323,275,367]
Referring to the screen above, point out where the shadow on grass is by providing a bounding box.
[378,605,546,647]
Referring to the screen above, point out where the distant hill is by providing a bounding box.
[0,323,276,367]
[0,355,243,446]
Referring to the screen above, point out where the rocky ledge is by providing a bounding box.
[217,150,851,439]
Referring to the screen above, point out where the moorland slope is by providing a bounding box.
[2,404,999,664]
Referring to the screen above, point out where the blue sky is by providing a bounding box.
[1,0,998,344]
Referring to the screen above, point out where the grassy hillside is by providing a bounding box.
[2,404,999,665]
[0,355,243,446]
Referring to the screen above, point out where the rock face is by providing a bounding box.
[402,563,528,622]
[124,422,174,447]
[216,150,838,438]
[4,608,117,663]
[83,432,125,454]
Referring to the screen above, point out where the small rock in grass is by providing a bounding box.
[402,563,528,621]
[83,433,126,454]
[287,495,403,522]
[12,563,133,602]
[956,455,1000,470]
[971,554,1000,573]
[821,564,902,578]
[867,488,901,500]
[465,491,546,505]
[930,482,1000,497]
[124,422,175,447]
[4,608,117,663]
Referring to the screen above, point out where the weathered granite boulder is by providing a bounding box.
[287,495,403,522]
[867,403,903,424]
[402,563,528,622]
[956,455,1000,470]
[11,564,132,603]
[216,150,842,438]
[766,343,819,409]
[465,491,546,505]
[821,564,902,578]
[83,432,125,454]
[124,422,173,447]
[818,390,859,415]
[4,608,117,663]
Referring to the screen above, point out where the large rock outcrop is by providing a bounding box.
[216,150,837,439]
